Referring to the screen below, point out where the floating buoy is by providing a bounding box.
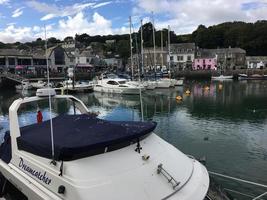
[218,84,223,90]
[185,89,191,95]
[176,95,183,101]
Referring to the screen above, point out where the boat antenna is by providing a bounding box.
[152,12,156,79]
[45,25,56,164]
[129,16,134,80]
[131,19,144,121]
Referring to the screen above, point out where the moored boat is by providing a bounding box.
[211,75,233,80]
[94,78,145,95]
[238,74,267,80]
[0,88,210,200]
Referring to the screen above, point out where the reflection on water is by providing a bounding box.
[0,80,267,199]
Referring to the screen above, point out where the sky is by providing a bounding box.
[0,0,267,43]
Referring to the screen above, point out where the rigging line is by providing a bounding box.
[132,20,144,121]
[253,192,267,200]
[209,171,267,189]
[45,25,55,162]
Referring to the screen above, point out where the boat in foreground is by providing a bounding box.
[0,88,209,200]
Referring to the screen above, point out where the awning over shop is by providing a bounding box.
[15,65,25,70]
[76,64,93,68]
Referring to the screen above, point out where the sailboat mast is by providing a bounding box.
[44,25,55,162]
[161,30,163,68]
[140,19,144,76]
[152,12,156,74]
[129,16,134,80]
[168,25,171,78]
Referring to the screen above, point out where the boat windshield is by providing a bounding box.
[17,98,83,128]
[118,81,126,84]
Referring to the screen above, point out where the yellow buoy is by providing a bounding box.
[185,89,191,95]
[176,95,183,101]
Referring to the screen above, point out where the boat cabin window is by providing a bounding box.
[17,98,83,128]
[107,81,119,85]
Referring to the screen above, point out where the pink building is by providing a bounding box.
[193,58,217,70]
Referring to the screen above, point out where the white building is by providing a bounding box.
[167,43,196,70]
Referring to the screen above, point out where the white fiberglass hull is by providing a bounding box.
[143,81,157,90]
[175,79,184,86]
[0,133,209,200]
[156,80,172,88]
[211,75,233,80]
[94,85,144,95]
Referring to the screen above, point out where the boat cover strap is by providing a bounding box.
[17,114,157,161]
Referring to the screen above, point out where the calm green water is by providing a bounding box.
[0,80,267,199]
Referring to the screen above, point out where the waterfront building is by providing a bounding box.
[131,47,168,73]
[193,58,217,70]
[246,56,267,69]
[0,49,47,74]
[167,43,196,71]
[46,45,75,73]
[104,57,123,70]
[197,47,246,70]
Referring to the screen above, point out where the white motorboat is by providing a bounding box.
[211,75,233,80]
[143,81,157,90]
[15,80,33,90]
[94,78,145,95]
[156,79,172,88]
[31,80,48,89]
[0,88,209,200]
[61,79,93,92]
[174,79,184,86]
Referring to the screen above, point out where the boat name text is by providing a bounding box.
[19,157,52,185]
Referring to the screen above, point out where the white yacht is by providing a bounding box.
[61,79,93,92]
[143,81,157,90]
[174,79,184,86]
[94,78,145,95]
[15,80,33,90]
[156,79,172,88]
[31,80,49,89]
[0,88,209,200]
[211,75,233,80]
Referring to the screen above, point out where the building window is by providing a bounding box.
[170,56,174,61]
[8,58,15,65]
[54,48,65,65]
[0,58,5,65]
[187,56,191,61]
[86,58,90,63]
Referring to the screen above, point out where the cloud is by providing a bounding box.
[134,0,267,34]
[92,1,112,9]
[0,24,33,43]
[48,12,113,38]
[0,11,125,43]
[26,0,112,21]
[0,0,9,4]
[12,7,24,18]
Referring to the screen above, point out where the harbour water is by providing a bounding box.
[0,80,267,199]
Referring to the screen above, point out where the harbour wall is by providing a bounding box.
[174,69,267,79]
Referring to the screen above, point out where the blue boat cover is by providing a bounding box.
[0,132,12,164]
[17,114,156,161]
